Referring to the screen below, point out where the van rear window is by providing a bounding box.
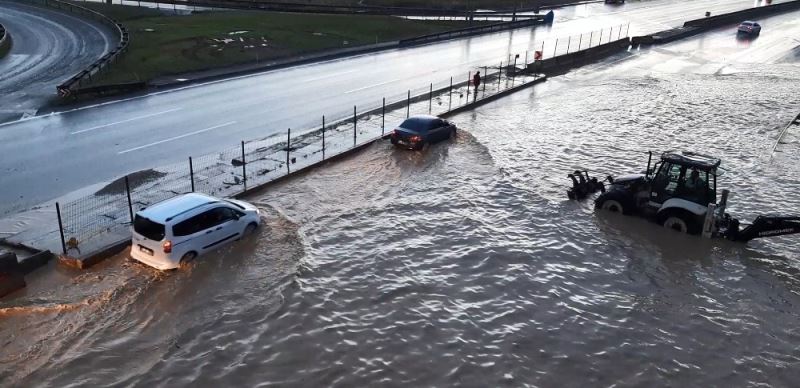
[134,215,165,241]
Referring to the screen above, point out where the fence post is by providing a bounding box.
[124,175,134,223]
[589,31,594,48]
[449,77,453,110]
[608,27,612,42]
[578,33,583,51]
[406,90,411,118]
[483,66,487,93]
[241,141,247,192]
[541,40,545,59]
[466,72,471,103]
[322,116,326,160]
[498,60,503,83]
[286,128,291,174]
[353,105,357,146]
[626,22,630,38]
[524,51,528,67]
[553,38,558,57]
[189,157,195,192]
[567,36,571,54]
[56,202,67,255]
[428,83,433,114]
[617,24,622,40]
[381,98,386,135]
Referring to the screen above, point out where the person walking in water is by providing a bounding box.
[472,71,481,96]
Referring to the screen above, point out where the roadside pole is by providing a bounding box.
[286,129,291,174]
[353,105,357,146]
[124,176,133,223]
[429,83,433,114]
[406,90,410,118]
[56,203,67,255]
[241,141,247,192]
[189,157,194,192]
[448,77,453,110]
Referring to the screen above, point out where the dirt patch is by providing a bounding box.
[95,169,167,196]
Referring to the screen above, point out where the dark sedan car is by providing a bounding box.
[390,115,456,150]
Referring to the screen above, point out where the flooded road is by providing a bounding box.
[3,14,800,387]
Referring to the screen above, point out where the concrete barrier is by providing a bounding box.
[683,0,800,29]
[0,23,10,59]
[0,242,54,298]
[400,18,544,47]
[525,38,631,74]
[22,0,129,98]
[632,0,800,46]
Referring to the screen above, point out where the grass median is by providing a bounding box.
[72,3,483,86]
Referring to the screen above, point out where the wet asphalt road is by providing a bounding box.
[0,0,114,122]
[0,0,788,216]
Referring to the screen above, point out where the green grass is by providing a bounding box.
[72,3,483,85]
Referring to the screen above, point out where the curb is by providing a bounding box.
[442,75,548,117]
[111,19,543,96]
[59,239,130,269]
[21,0,130,97]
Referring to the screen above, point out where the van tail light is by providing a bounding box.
[163,240,173,253]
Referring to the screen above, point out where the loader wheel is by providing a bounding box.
[660,211,701,235]
[600,199,625,213]
[596,192,632,215]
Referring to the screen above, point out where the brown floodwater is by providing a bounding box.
[2,25,800,387]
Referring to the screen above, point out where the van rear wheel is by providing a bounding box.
[179,252,197,268]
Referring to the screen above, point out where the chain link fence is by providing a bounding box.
[55,25,630,256]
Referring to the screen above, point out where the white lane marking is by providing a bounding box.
[71,108,183,135]
[303,69,358,83]
[117,121,237,154]
[343,78,403,94]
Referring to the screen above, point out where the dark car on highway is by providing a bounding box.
[737,21,761,36]
[390,115,457,150]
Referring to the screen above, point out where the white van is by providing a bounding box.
[130,193,261,270]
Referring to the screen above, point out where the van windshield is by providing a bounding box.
[134,215,166,241]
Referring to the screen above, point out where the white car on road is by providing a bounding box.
[130,193,261,270]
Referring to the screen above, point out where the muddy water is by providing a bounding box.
[3,47,800,386]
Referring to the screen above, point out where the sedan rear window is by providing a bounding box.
[400,117,437,132]
[134,215,166,241]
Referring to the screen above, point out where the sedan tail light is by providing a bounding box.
[410,135,422,142]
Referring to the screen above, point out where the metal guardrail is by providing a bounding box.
[399,18,544,46]
[113,0,542,17]
[49,24,629,260]
[26,0,129,97]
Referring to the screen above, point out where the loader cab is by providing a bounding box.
[648,152,720,207]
